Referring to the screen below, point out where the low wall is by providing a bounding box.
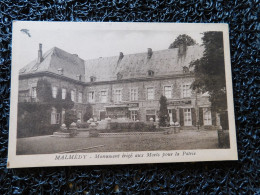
[98,131,167,137]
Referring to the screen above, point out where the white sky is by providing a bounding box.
[14,22,205,69]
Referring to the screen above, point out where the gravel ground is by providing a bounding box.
[16,130,219,155]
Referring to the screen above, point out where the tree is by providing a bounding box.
[83,103,93,122]
[168,34,196,49]
[64,110,77,129]
[159,95,168,127]
[189,31,227,113]
[63,92,74,110]
[53,88,63,112]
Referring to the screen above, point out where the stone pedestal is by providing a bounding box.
[69,122,78,137]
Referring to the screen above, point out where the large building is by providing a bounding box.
[18,43,217,129]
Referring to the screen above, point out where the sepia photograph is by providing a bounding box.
[8,22,237,168]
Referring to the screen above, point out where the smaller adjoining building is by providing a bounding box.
[18,43,218,130]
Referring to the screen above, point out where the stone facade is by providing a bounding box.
[18,44,216,129]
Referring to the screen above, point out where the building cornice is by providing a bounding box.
[86,74,194,86]
[19,71,86,85]
[19,71,194,86]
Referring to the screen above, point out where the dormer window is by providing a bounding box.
[58,68,64,75]
[148,70,154,76]
[117,72,123,80]
[183,66,189,74]
[90,76,96,82]
[76,74,82,81]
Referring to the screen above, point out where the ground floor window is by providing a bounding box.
[61,110,65,124]
[184,108,192,126]
[77,112,82,122]
[51,108,60,124]
[146,109,156,121]
[203,108,212,125]
[130,110,138,121]
[31,87,37,101]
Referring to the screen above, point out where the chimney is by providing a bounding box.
[37,43,43,63]
[119,52,124,60]
[147,48,152,59]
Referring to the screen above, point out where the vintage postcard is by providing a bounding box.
[8,22,237,168]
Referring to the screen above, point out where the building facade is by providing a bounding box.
[18,43,217,129]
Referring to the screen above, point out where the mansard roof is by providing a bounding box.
[19,44,204,83]
[84,45,204,82]
[19,47,85,81]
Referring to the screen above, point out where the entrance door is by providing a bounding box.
[100,111,106,120]
[184,108,192,126]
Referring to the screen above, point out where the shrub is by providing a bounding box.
[76,122,89,129]
[83,103,93,122]
[17,102,55,138]
[110,122,119,130]
[105,122,158,133]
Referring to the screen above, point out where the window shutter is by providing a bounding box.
[180,84,183,98]
[191,108,196,126]
[172,109,177,122]
[199,108,203,126]
[98,91,101,102]
[212,111,216,126]
[179,108,184,126]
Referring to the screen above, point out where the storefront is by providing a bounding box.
[105,103,139,120]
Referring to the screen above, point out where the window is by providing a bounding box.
[62,88,66,99]
[52,86,57,98]
[114,89,122,102]
[90,76,96,82]
[71,90,75,102]
[164,86,172,99]
[78,92,82,103]
[61,110,65,124]
[148,70,154,76]
[77,112,82,121]
[51,108,60,124]
[184,108,192,126]
[183,66,189,73]
[203,108,212,125]
[88,91,95,103]
[76,74,82,81]
[183,84,191,98]
[100,91,107,103]
[117,73,123,80]
[147,87,154,100]
[130,110,138,121]
[31,87,37,98]
[130,88,138,101]
[146,109,156,121]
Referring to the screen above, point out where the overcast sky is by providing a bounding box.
[15,22,205,69]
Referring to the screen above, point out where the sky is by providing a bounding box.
[14,22,205,69]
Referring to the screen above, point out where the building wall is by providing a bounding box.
[84,76,212,127]
[18,73,214,128]
[18,75,88,123]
